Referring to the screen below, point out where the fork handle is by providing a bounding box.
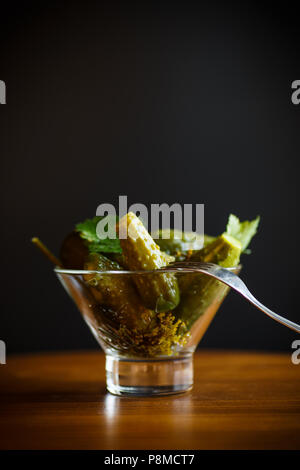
[244,291,300,333]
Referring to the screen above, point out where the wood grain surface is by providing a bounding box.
[0,350,299,450]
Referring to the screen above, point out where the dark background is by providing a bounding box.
[1,1,299,354]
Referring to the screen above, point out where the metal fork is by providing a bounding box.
[164,261,300,333]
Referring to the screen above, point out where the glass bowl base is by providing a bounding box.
[105,354,193,397]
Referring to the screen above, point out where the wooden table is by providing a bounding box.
[0,350,299,450]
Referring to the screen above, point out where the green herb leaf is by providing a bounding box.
[88,239,122,254]
[75,216,122,253]
[75,216,102,243]
[226,214,260,252]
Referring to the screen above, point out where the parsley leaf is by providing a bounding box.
[75,216,122,253]
[226,214,260,252]
[75,216,102,243]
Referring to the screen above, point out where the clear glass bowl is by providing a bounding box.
[55,266,241,396]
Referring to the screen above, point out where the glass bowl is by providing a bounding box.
[55,266,241,396]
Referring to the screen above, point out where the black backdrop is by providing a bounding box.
[1,1,299,353]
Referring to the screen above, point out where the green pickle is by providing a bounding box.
[83,252,155,331]
[175,274,228,330]
[174,234,242,329]
[190,233,241,267]
[153,229,204,260]
[118,212,180,312]
[203,234,216,247]
[64,212,258,357]
[84,251,187,357]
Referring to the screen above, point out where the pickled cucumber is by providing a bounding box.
[153,229,204,260]
[203,234,216,247]
[175,234,241,328]
[117,213,180,312]
[190,233,242,267]
[83,252,155,331]
[174,272,230,329]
